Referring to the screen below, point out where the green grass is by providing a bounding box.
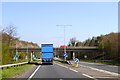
[80,59,120,66]
[30,60,40,63]
[12,60,27,64]
[54,59,120,66]
[54,60,62,64]
[0,69,2,80]
[1,64,33,79]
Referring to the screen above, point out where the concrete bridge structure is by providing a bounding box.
[10,47,99,60]
[11,47,99,52]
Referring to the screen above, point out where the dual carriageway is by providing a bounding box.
[8,47,119,80]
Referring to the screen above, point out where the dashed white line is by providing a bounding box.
[55,63,69,69]
[82,74,94,79]
[69,68,78,72]
[28,65,41,80]
[55,63,78,73]
[82,74,98,80]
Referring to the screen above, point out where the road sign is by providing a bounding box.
[63,52,67,57]
[74,58,79,63]
[13,52,19,61]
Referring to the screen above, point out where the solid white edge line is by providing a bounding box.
[80,64,119,76]
[28,65,41,80]
[97,77,114,78]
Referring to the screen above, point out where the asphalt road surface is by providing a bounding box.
[15,61,119,80]
[27,62,119,80]
[32,63,88,79]
[79,62,119,73]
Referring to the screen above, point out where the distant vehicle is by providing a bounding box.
[60,45,67,48]
[41,43,54,65]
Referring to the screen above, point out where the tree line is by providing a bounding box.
[68,32,119,61]
[1,25,39,64]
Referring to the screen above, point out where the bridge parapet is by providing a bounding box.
[10,47,99,52]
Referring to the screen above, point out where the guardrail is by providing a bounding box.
[0,62,28,69]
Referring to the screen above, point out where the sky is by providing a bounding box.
[1,1,118,47]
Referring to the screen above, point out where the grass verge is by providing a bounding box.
[54,60,79,68]
[54,59,120,66]
[1,64,33,79]
[80,59,120,66]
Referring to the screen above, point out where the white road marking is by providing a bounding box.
[55,63,78,73]
[82,74,98,80]
[55,63,69,69]
[28,65,41,80]
[97,77,116,78]
[81,62,117,67]
[69,68,78,72]
[80,64,119,76]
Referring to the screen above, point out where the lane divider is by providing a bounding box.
[69,68,78,72]
[28,65,41,80]
[82,74,98,80]
[54,63,69,69]
[55,63,78,73]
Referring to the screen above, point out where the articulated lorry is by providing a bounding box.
[41,43,53,65]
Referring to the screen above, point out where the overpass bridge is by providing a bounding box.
[10,47,100,60]
[10,47,99,52]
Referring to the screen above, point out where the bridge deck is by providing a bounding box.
[10,47,99,52]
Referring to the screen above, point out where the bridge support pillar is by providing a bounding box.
[31,52,33,62]
[73,52,75,59]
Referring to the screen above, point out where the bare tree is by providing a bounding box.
[2,24,17,47]
[68,37,78,47]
